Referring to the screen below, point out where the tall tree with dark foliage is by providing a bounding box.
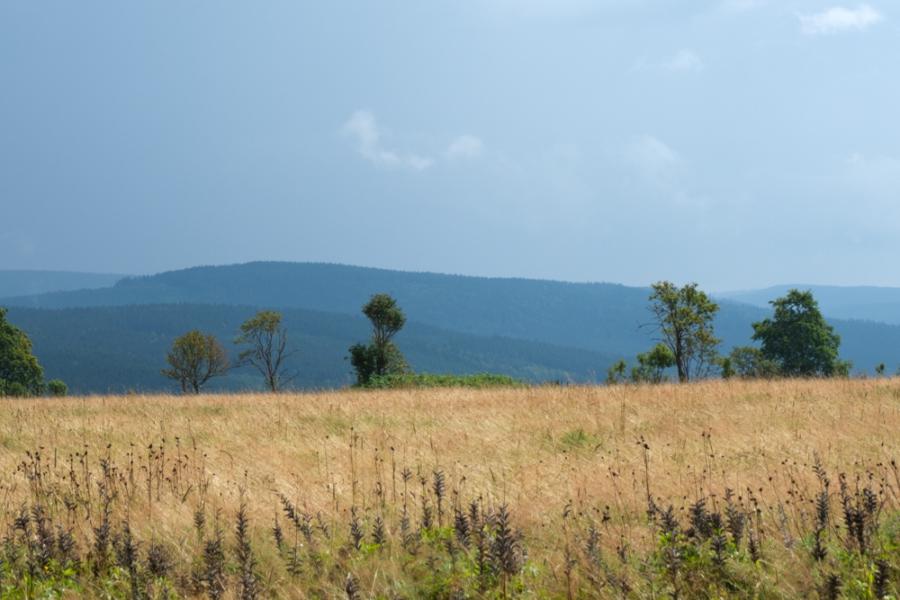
[0,307,45,396]
[349,294,409,386]
[752,289,847,377]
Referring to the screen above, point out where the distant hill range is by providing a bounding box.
[0,270,125,298]
[3,262,900,392]
[719,285,900,325]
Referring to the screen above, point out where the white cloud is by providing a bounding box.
[445,135,484,160]
[626,135,680,174]
[663,49,704,72]
[477,0,605,19]
[341,111,486,170]
[622,136,710,210]
[399,154,435,170]
[846,152,900,188]
[718,0,767,12]
[341,110,434,171]
[631,49,704,74]
[800,4,883,35]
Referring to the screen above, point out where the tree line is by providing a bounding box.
[607,283,850,385]
[159,294,409,394]
[0,284,882,397]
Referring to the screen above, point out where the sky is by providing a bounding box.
[1,1,898,290]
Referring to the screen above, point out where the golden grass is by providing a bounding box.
[2,378,898,543]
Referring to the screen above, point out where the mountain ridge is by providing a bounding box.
[719,284,900,325]
[5,262,900,388]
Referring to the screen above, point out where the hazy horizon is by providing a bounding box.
[9,260,900,296]
[3,1,898,290]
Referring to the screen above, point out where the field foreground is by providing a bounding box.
[0,380,898,598]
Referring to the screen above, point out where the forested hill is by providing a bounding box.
[2,261,755,357]
[4,262,900,379]
[6,305,615,394]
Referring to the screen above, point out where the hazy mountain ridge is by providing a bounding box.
[5,263,900,392]
[1,261,727,357]
[719,284,900,325]
[0,270,126,298]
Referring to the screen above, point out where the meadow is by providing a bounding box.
[0,379,897,598]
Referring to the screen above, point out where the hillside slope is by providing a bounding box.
[1,262,752,356]
[5,262,900,377]
[6,305,614,393]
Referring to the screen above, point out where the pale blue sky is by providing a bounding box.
[1,1,898,289]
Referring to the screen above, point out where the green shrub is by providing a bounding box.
[46,379,68,397]
[362,372,524,389]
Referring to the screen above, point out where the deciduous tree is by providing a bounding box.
[236,311,295,392]
[349,294,409,386]
[162,330,230,394]
[751,289,847,377]
[647,282,720,383]
[726,346,779,379]
[46,379,68,397]
[631,343,675,384]
[605,359,628,385]
[0,308,44,397]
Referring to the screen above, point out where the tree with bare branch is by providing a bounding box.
[235,310,296,392]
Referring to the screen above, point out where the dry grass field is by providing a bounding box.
[0,379,898,598]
